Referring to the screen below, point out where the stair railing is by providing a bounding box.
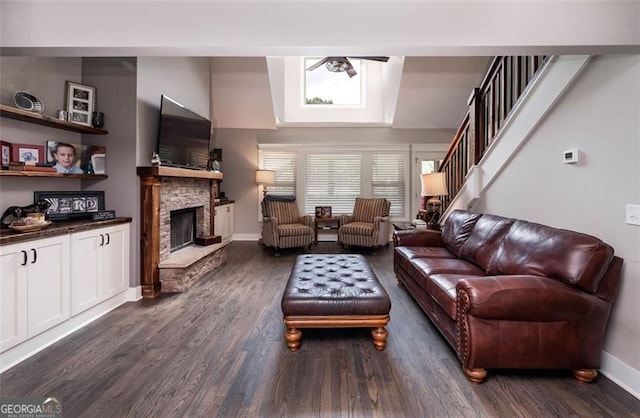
[439,55,549,210]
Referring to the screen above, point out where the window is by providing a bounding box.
[259,146,410,220]
[372,153,406,217]
[261,151,296,196]
[305,154,362,215]
[304,58,362,106]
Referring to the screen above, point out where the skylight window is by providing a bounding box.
[304,58,362,106]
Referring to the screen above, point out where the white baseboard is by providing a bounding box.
[601,350,640,400]
[0,288,138,374]
[233,233,261,241]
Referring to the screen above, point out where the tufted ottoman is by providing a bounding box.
[281,254,391,351]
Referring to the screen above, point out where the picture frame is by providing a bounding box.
[0,140,11,168]
[46,141,106,174]
[12,143,45,163]
[315,206,332,218]
[65,81,96,127]
[34,190,105,220]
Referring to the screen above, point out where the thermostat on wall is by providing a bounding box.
[563,149,579,164]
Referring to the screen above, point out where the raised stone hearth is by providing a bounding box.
[159,243,227,292]
[138,166,224,298]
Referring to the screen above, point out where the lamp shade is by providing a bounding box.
[255,169,275,185]
[421,172,448,197]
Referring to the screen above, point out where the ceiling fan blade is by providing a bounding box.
[349,56,390,62]
[345,59,357,77]
[306,57,330,71]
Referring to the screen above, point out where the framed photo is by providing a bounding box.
[0,140,11,168]
[34,190,105,220]
[65,81,96,127]
[315,206,332,218]
[12,143,44,163]
[46,141,106,174]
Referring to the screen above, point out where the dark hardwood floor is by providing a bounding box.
[1,241,638,417]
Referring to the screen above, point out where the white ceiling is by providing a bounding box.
[210,56,491,129]
[2,1,636,130]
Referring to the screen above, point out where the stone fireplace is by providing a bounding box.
[138,166,225,298]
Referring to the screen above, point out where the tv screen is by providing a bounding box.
[156,95,211,170]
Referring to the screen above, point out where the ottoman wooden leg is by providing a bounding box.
[371,327,388,351]
[285,327,302,352]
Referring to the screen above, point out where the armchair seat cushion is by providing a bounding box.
[277,223,313,237]
[339,221,374,236]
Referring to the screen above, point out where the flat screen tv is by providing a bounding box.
[156,95,211,170]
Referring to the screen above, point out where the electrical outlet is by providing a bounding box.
[626,204,640,226]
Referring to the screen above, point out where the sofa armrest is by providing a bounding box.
[456,275,603,322]
[393,229,443,247]
[298,215,314,228]
[340,214,354,224]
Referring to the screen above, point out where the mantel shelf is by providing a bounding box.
[0,104,109,135]
[0,171,107,179]
[137,166,223,180]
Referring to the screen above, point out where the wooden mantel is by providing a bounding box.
[137,166,224,298]
[136,166,224,180]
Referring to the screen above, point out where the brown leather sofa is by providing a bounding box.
[393,209,622,384]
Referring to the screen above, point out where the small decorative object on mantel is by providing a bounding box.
[151,152,161,166]
[14,91,44,114]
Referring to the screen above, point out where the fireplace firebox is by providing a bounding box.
[170,208,196,252]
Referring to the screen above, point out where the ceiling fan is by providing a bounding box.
[306,56,390,78]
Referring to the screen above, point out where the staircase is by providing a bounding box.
[439,55,592,216]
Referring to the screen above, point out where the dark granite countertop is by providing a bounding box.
[0,217,132,246]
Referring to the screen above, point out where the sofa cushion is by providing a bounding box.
[340,221,374,236]
[410,258,485,277]
[395,246,457,261]
[460,214,516,271]
[429,274,481,320]
[277,223,312,237]
[487,220,615,293]
[441,210,481,256]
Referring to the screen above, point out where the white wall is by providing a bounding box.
[475,55,640,393]
[136,57,211,167]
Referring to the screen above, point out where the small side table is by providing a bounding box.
[314,216,341,244]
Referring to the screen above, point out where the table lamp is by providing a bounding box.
[421,172,448,227]
[255,169,276,197]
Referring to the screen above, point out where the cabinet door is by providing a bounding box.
[70,229,101,316]
[0,243,28,352]
[102,224,129,299]
[225,204,234,242]
[27,235,70,337]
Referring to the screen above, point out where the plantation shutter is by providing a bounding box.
[262,151,296,196]
[305,154,362,216]
[371,153,405,217]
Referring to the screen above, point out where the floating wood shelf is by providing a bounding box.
[0,171,107,179]
[0,104,109,135]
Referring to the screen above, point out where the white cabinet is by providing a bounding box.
[0,235,70,352]
[71,224,129,316]
[214,203,234,245]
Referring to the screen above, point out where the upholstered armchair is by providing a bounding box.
[338,198,391,249]
[261,196,314,256]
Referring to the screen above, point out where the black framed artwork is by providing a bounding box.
[34,191,105,220]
